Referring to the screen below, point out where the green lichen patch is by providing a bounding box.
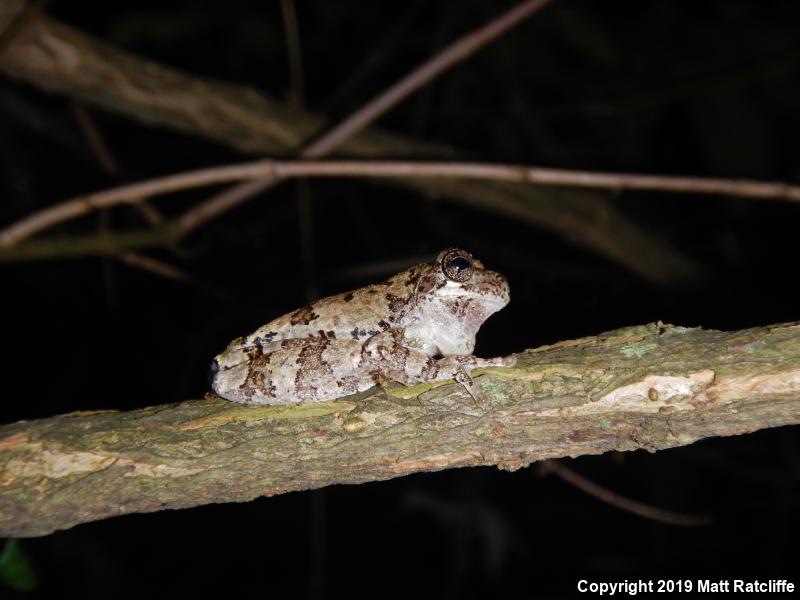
[383,381,441,399]
[620,339,658,358]
[477,377,505,399]
[178,400,354,430]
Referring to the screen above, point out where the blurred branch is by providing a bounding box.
[173,0,553,236]
[70,101,121,176]
[70,101,191,288]
[280,0,318,304]
[279,0,305,109]
[113,250,187,282]
[2,321,800,537]
[0,10,702,283]
[539,460,713,527]
[3,159,799,248]
[0,227,177,261]
[0,0,27,43]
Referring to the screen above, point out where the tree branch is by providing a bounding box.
[539,460,713,527]
[2,321,799,537]
[172,0,552,236]
[0,0,26,41]
[2,159,799,248]
[0,11,702,283]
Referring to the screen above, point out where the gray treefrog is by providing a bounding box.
[210,248,513,405]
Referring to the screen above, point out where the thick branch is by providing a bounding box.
[0,12,701,283]
[2,322,800,537]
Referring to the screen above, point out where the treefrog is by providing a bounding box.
[210,248,513,405]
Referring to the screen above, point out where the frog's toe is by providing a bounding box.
[482,355,515,367]
[500,354,517,367]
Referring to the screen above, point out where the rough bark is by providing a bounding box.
[2,322,799,537]
[0,12,701,283]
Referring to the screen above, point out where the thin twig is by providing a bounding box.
[172,0,553,236]
[115,251,188,282]
[71,101,164,226]
[280,0,305,108]
[71,101,120,176]
[540,460,713,528]
[0,228,177,262]
[130,202,164,227]
[320,2,426,112]
[72,101,191,293]
[280,0,318,303]
[300,0,553,158]
[2,158,799,247]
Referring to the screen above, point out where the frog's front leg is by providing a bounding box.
[362,329,510,404]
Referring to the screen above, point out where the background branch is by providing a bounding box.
[172,0,552,236]
[0,11,701,283]
[3,159,799,248]
[2,321,799,538]
[539,460,713,527]
[0,0,27,43]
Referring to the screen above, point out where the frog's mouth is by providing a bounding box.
[438,282,510,311]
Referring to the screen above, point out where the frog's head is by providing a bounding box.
[434,248,510,302]
[427,247,509,309]
[410,248,509,354]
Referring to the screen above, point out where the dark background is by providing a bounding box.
[1,0,798,597]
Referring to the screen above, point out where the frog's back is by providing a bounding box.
[235,265,425,348]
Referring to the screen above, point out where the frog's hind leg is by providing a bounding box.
[212,338,372,405]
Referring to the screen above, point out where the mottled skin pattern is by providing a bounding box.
[211,248,513,405]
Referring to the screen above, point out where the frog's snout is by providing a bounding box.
[208,359,219,387]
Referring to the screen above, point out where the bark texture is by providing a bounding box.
[0,12,700,282]
[2,322,800,537]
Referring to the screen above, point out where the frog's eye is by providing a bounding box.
[441,249,474,282]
